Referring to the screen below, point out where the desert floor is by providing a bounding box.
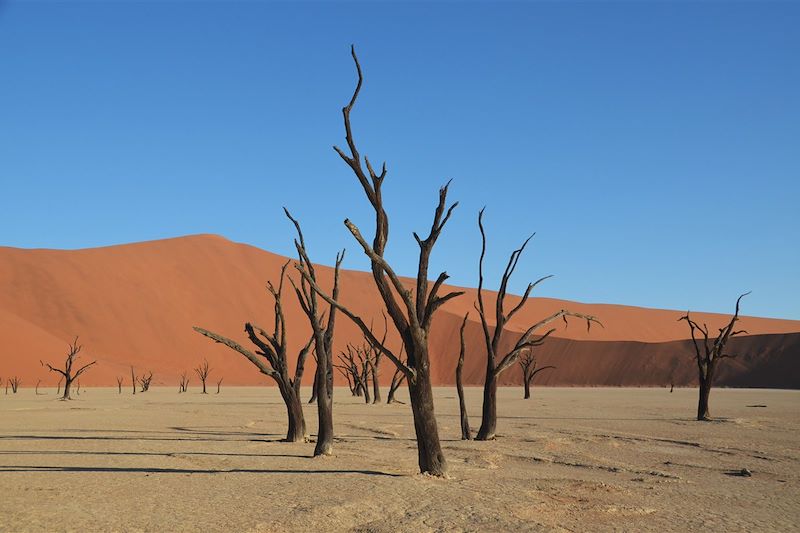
[0,386,797,532]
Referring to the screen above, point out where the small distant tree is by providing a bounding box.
[116,376,124,394]
[36,379,44,395]
[138,371,153,392]
[9,377,21,394]
[194,359,211,394]
[386,346,407,404]
[335,347,364,397]
[179,372,189,393]
[130,366,136,395]
[456,314,471,440]
[475,209,600,440]
[679,292,750,421]
[75,381,81,395]
[41,336,96,400]
[216,378,223,394]
[518,348,555,399]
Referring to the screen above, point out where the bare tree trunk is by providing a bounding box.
[456,314,471,440]
[314,359,334,456]
[280,385,306,442]
[63,378,73,400]
[371,361,381,404]
[387,366,405,404]
[131,366,136,395]
[476,370,497,440]
[308,370,318,404]
[407,359,447,476]
[523,376,532,399]
[697,375,712,421]
[57,377,62,395]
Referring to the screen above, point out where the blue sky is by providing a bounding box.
[1,1,798,319]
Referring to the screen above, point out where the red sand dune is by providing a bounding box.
[1,235,798,389]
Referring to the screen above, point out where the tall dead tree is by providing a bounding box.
[475,209,600,440]
[194,359,211,394]
[130,366,136,395]
[41,336,96,400]
[518,348,555,399]
[456,314,471,440]
[10,377,20,393]
[194,261,314,442]
[296,47,463,476]
[285,209,343,456]
[116,376,124,394]
[216,377,223,394]
[679,292,750,421]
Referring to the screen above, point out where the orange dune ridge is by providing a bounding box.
[1,234,798,389]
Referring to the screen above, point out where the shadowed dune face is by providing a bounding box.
[1,234,798,388]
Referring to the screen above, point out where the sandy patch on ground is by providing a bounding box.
[1,387,797,532]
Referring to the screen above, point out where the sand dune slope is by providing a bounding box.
[1,235,797,388]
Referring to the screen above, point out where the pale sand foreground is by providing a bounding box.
[0,387,797,532]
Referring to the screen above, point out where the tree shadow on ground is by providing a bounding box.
[0,465,402,476]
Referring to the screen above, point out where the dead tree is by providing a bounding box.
[475,209,600,440]
[308,363,319,404]
[295,47,463,476]
[285,209,343,456]
[679,292,750,421]
[9,377,20,393]
[75,381,81,395]
[130,366,136,395]
[194,261,314,442]
[56,376,62,395]
[356,345,372,404]
[194,359,211,394]
[216,378,223,394]
[138,371,153,392]
[41,336,96,400]
[116,376,124,394]
[518,348,555,399]
[336,346,364,397]
[386,365,406,404]
[36,379,43,395]
[179,372,189,393]
[456,314,471,440]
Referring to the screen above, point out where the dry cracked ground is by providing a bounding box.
[1,386,797,532]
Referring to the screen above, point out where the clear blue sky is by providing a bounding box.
[1,1,798,320]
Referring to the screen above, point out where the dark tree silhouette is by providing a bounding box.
[386,365,406,404]
[285,209,343,456]
[456,314,471,440]
[179,372,189,393]
[295,47,463,476]
[130,366,136,395]
[138,371,153,392]
[518,348,555,399]
[308,360,319,404]
[679,292,750,421]
[194,261,314,442]
[116,376,124,394]
[10,377,20,393]
[194,359,211,394]
[216,378,223,394]
[41,336,96,400]
[475,209,600,440]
